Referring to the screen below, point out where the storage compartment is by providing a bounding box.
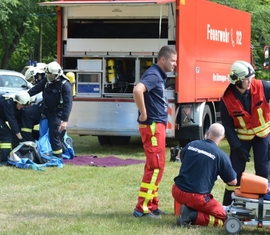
[103,58,136,95]
[77,59,102,71]
[76,73,101,96]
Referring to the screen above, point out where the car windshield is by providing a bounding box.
[0,75,28,88]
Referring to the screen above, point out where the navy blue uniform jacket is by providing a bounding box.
[28,76,73,122]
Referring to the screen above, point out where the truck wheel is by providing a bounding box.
[97,136,112,146]
[201,104,212,139]
[110,136,131,145]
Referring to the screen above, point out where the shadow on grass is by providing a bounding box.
[71,134,179,159]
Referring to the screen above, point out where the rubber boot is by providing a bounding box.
[170,146,180,162]
[222,189,234,206]
[177,204,198,227]
[0,149,9,166]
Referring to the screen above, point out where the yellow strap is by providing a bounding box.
[150,122,157,146]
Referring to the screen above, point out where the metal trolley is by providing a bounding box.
[224,173,270,235]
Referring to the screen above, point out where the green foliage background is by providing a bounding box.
[212,0,270,79]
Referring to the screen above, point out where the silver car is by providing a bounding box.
[0,69,42,103]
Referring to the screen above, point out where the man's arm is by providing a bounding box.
[133,82,147,122]
[59,81,73,131]
[227,178,237,186]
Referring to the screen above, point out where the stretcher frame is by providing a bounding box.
[225,193,270,234]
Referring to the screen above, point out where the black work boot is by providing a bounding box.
[54,154,63,160]
[222,189,234,206]
[177,204,198,227]
[170,146,181,162]
[0,150,9,167]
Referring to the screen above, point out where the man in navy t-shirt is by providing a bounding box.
[172,123,237,227]
[133,46,177,219]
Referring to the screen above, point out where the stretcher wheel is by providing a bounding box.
[225,217,242,234]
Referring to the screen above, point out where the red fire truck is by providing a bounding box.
[39,0,253,146]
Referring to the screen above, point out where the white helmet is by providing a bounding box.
[229,60,255,85]
[45,61,62,75]
[25,67,45,84]
[14,90,30,106]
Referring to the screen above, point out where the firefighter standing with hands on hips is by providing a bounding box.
[220,60,270,206]
[133,46,177,219]
[0,90,31,166]
[25,61,73,159]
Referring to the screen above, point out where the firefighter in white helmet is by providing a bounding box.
[220,60,270,205]
[21,61,73,159]
[25,67,46,85]
[0,90,31,166]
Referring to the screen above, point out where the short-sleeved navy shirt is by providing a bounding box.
[137,64,168,125]
[174,139,236,194]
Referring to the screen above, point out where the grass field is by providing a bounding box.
[0,135,269,235]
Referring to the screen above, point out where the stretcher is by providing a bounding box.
[224,172,270,235]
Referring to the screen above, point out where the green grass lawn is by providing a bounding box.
[0,136,268,235]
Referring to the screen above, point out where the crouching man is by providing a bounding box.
[172,123,237,227]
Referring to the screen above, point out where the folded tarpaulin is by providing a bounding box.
[63,156,145,167]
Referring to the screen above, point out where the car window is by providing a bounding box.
[1,75,27,88]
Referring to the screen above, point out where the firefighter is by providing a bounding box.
[25,67,46,85]
[220,60,270,206]
[172,123,237,227]
[0,90,31,166]
[21,67,46,141]
[25,61,73,159]
[133,46,177,219]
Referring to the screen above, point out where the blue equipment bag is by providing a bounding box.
[61,129,75,159]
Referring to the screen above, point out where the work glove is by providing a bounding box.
[235,147,251,162]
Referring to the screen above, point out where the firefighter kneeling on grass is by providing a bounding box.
[21,61,73,159]
[172,123,237,227]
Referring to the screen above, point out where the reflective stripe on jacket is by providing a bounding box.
[222,79,270,140]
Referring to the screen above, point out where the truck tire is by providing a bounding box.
[201,104,212,139]
[110,136,131,145]
[97,136,112,146]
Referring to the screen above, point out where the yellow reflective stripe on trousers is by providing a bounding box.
[150,122,157,146]
[53,149,62,155]
[0,143,12,149]
[208,215,215,226]
[141,182,158,191]
[216,219,224,227]
[21,127,32,133]
[225,185,239,191]
[141,168,159,214]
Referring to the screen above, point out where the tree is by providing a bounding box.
[211,0,270,79]
[0,0,56,71]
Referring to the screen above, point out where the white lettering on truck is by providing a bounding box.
[213,73,229,82]
[207,24,230,43]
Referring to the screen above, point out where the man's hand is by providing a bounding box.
[139,113,147,122]
[59,121,67,131]
[235,147,251,162]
